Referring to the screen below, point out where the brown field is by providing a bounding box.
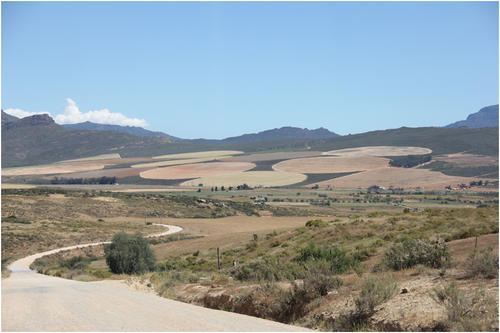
[323,146,432,157]
[272,156,389,173]
[59,167,151,179]
[433,153,499,167]
[140,162,256,180]
[152,150,243,160]
[2,163,107,176]
[131,158,220,169]
[309,167,485,190]
[57,153,122,163]
[0,184,37,189]
[222,151,322,162]
[180,171,307,187]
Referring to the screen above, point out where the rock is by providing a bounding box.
[401,288,408,294]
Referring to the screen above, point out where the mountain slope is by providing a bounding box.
[221,126,499,157]
[188,126,339,145]
[62,121,180,140]
[445,105,499,128]
[1,110,19,125]
[1,114,173,168]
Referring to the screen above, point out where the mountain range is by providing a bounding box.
[2,104,498,168]
[445,104,499,128]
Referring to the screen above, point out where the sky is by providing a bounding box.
[2,1,498,139]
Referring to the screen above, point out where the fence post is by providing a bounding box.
[217,247,221,270]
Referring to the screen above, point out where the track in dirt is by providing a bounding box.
[2,224,307,331]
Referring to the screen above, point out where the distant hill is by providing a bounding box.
[445,105,499,128]
[1,110,19,124]
[220,126,499,157]
[188,126,339,145]
[62,121,180,140]
[1,114,175,168]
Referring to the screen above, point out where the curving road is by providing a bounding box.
[2,225,307,331]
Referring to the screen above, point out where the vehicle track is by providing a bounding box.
[2,224,307,331]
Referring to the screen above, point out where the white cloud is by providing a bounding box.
[3,108,50,119]
[54,98,148,127]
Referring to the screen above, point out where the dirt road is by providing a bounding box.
[2,225,307,331]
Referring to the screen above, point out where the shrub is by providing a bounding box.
[355,275,397,317]
[382,238,449,270]
[465,247,499,279]
[305,219,326,228]
[433,283,498,331]
[61,256,91,270]
[297,243,358,274]
[104,232,156,274]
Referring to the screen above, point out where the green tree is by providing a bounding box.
[104,232,156,274]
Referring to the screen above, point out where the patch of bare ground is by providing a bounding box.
[309,167,489,190]
[272,156,389,174]
[140,162,256,180]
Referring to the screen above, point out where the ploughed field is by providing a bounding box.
[2,146,497,191]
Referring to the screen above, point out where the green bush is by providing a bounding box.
[465,247,499,279]
[296,243,358,274]
[305,219,326,228]
[382,238,449,270]
[104,232,156,274]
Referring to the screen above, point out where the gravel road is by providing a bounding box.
[2,225,307,331]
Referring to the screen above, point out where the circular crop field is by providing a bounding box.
[140,162,256,180]
[308,167,479,190]
[223,151,322,162]
[180,171,307,187]
[272,156,389,173]
[322,146,432,157]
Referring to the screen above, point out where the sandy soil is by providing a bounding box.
[140,162,256,180]
[222,151,323,162]
[322,146,432,157]
[309,167,483,190]
[180,171,307,187]
[272,156,389,174]
[152,150,243,160]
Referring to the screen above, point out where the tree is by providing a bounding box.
[104,232,156,274]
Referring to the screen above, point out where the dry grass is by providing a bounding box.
[272,156,389,174]
[2,163,107,176]
[61,167,150,179]
[140,162,256,180]
[323,146,432,157]
[222,151,322,162]
[57,153,122,163]
[131,158,219,168]
[180,171,307,187]
[309,167,486,190]
[152,150,243,160]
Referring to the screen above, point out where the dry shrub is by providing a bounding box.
[465,247,499,279]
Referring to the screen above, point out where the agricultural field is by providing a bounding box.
[181,171,308,187]
[2,147,497,192]
[272,156,389,173]
[309,168,490,190]
[140,162,256,180]
[322,146,433,157]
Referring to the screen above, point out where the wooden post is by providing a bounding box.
[217,247,221,270]
[475,236,478,250]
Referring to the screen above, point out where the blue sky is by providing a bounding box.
[2,2,498,139]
